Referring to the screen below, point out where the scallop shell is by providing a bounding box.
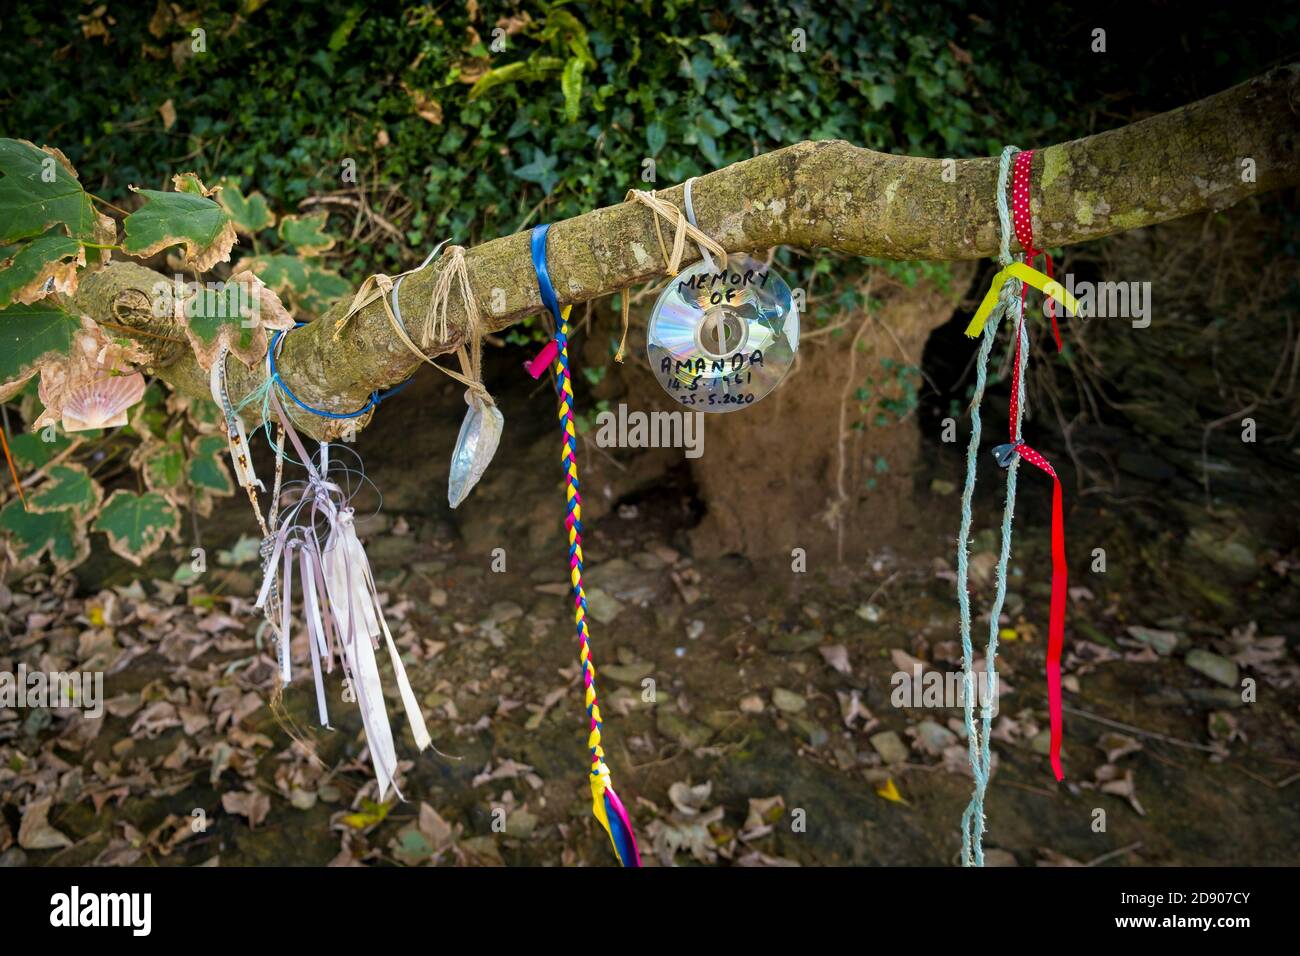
[448,390,504,509]
[61,372,146,432]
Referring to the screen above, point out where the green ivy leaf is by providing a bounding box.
[277,212,336,256]
[697,132,721,169]
[242,253,312,294]
[181,394,223,432]
[138,436,187,495]
[26,463,102,518]
[187,433,234,516]
[300,267,350,313]
[513,149,560,195]
[122,186,237,272]
[0,228,84,308]
[866,84,896,110]
[6,428,73,470]
[646,121,667,156]
[217,180,276,236]
[0,300,83,402]
[0,498,89,574]
[92,489,180,566]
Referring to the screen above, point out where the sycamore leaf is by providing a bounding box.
[217,179,276,236]
[26,462,102,518]
[0,498,90,574]
[0,228,86,308]
[277,212,336,256]
[122,178,237,272]
[0,139,115,250]
[92,489,180,565]
[0,300,84,403]
[182,270,293,370]
[188,433,234,516]
[170,172,211,196]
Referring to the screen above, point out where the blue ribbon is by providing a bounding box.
[268,324,412,420]
[530,223,562,326]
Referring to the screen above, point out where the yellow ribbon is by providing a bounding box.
[590,765,615,848]
[964,262,1079,338]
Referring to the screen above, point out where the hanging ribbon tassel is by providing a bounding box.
[527,223,641,867]
[966,148,1069,784]
[1004,150,1067,782]
[247,377,432,801]
[957,145,1076,867]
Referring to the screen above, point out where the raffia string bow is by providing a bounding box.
[617,188,728,362]
[331,243,502,507]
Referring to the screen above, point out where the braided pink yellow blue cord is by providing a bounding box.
[528,223,640,867]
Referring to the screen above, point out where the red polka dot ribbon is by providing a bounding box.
[1007,150,1067,782]
[1011,150,1062,351]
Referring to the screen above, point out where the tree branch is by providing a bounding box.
[72,64,1300,439]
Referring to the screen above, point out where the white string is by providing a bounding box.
[683,177,717,272]
[390,237,450,334]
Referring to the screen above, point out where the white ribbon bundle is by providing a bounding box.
[242,395,431,800]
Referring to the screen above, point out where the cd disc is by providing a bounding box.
[646,253,799,412]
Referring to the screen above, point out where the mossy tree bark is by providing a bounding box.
[67,65,1299,444]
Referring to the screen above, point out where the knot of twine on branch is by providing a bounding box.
[333,242,493,406]
[618,187,728,362]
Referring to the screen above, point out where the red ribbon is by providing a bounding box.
[1011,150,1061,351]
[1009,150,1066,782]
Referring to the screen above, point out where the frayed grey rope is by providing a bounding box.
[956,145,1029,867]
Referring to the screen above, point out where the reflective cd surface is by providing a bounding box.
[646,253,799,413]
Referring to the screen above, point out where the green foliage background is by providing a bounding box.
[3,0,1295,289]
[0,1,1296,573]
